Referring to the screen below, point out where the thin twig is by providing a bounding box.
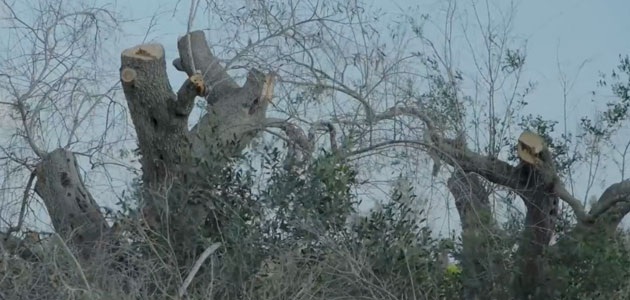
[53,233,92,294]
[178,242,221,298]
[186,0,200,73]
[6,170,36,237]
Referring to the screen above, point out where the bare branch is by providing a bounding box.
[5,170,36,237]
[265,118,313,154]
[178,242,221,298]
[589,180,630,220]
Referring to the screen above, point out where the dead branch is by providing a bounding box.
[361,104,630,227]
[178,242,221,298]
[5,170,36,237]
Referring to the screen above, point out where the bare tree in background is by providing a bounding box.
[0,0,123,253]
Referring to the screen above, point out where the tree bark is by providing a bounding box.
[173,31,276,160]
[513,188,557,298]
[448,170,508,299]
[29,30,294,261]
[120,43,198,182]
[116,31,280,263]
[34,148,110,258]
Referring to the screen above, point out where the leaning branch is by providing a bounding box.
[34,149,110,258]
[265,118,313,154]
[360,104,630,226]
[553,184,590,223]
[174,30,239,105]
[589,180,630,220]
[5,170,36,237]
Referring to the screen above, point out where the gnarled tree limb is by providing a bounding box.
[190,68,275,160]
[34,148,110,258]
[372,104,630,228]
[173,30,239,105]
[121,43,195,186]
[448,170,507,299]
[589,180,630,219]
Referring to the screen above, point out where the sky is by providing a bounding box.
[2,0,630,234]
[510,0,630,120]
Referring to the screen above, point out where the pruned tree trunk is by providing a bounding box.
[117,32,277,261]
[448,170,508,299]
[27,30,314,265]
[433,134,559,298]
[513,189,557,298]
[34,148,111,258]
[121,43,195,186]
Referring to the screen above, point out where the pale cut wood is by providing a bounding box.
[120,68,137,83]
[517,131,545,165]
[121,44,164,61]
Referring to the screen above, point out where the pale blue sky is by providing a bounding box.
[512,0,630,118]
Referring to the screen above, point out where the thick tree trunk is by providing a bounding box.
[447,162,559,299]
[448,170,508,299]
[27,30,292,263]
[513,189,557,299]
[509,159,558,298]
[34,148,111,258]
[121,44,194,186]
[117,31,277,262]
[431,135,561,298]
[120,43,200,234]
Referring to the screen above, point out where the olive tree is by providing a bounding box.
[1,0,630,299]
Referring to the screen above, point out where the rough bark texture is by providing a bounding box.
[27,30,296,263]
[431,134,559,298]
[448,170,508,299]
[513,178,558,298]
[190,68,273,159]
[117,31,282,262]
[173,32,238,104]
[121,43,197,181]
[34,148,110,257]
[173,31,275,160]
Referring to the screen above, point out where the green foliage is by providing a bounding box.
[502,48,526,73]
[348,182,463,298]
[548,229,630,299]
[260,150,358,244]
[580,55,630,138]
